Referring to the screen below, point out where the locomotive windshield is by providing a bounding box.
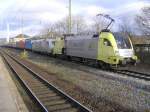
[114,33,132,49]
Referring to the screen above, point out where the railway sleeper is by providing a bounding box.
[28,85,45,89]
[32,88,49,93]
[21,75,36,79]
[25,79,42,83]
[38,93,57,98]
[40,96,63,102]
[33,86,54,91]
[52,108,78,112]
[35,90,55,95]
[30,86,48,90]
[2,51,92,112]
[35,90,52,95]
[26,81,44,86]
[46,103,72,112]
[28,83,45,88]
[43,99,67,107]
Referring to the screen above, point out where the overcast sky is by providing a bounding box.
[0,0,149,38]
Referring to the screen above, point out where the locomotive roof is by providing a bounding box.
[65,34,99,40]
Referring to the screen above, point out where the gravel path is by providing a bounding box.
[5,48,150,112]
[0,55,29,112]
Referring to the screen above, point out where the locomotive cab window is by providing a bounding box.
[114,33,131,49]
[103,39,111,46]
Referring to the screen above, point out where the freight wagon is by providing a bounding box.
[40,39,55,53]
[32,39,41,52]
[25,39,32,50]
[32,39,55,54]
[16,40,25,49]
[6,42,16,48]
[53,37,64,55]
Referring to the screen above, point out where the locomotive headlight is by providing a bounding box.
[115,50,119,56]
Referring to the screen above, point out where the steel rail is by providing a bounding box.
[2,48,150,82]
[115,70,150,81]
[1,50,92,112]
[0,51,48,112]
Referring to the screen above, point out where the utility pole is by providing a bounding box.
[40,20,42,39]
[7,23,10,43]
[68,0,71,34]
[20,10,24,38]
[21,13,24,38]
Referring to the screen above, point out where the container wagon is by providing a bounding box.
[25,39,32,50]
[16,40,25,49]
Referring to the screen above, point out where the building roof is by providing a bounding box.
[15,34,30,38]
[10,34,30,39]
[131,35,150,45]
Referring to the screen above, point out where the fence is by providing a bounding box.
[134,44,150,64]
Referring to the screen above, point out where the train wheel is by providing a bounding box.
[97,61,104,69]
[67,56,72,61]
[53,54,57,58]
[98,61,110,70]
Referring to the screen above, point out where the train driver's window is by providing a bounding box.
[104,39,111,46]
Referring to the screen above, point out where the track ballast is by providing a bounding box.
[114,69,150,81]
[0,50,92,112]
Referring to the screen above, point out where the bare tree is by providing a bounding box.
[118,17,134,37]
[73,15,87,34]
[92,16,108,33]
[39,23,57,38]
[62,15,87,34]
[40,14,118,37]
[40,15,87,36]
[135,7,150,36]
[54,20,68,34]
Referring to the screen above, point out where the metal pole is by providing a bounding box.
[69,0,71,34]
[20,10,24,38]
[21,14,23,35]
[7,23,10,43]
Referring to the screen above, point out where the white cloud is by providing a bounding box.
[0,0,149,38]
[84,5,109,16]
[6,24,43,38]
[111,1,150,16]
[0,0,69,38]
[6,0,68,22]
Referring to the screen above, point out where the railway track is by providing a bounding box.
[114,69,150,81]
[0,50,92,112]
[3,47,150,82]
[4,47,150,82]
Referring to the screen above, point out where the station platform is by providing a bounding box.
[0,56,29,112]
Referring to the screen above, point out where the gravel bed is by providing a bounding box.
[126,63,150,75]
[4,48,150,112]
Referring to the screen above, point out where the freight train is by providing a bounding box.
[5,30,137,69]
[4,15,138,69]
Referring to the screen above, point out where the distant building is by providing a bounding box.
[0,38,7,45]
[131,35,150,45]
[31,32,63,40]
[9,34,30,43]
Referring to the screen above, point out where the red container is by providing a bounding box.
[18,40,25,49]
